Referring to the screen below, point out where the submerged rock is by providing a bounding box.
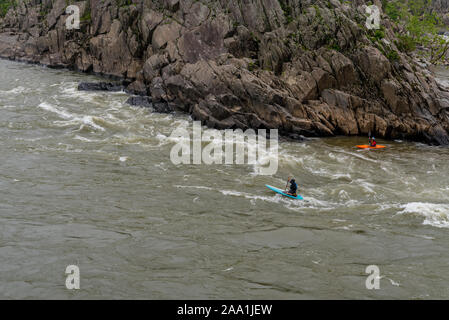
[125,96,152,108]
[125,97,177,114]
[152,102,176,114]
[78,82,124,92]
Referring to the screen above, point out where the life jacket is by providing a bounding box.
[372,140,377,147]
[290,181,298,192]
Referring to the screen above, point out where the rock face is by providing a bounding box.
[78,81,124,92]
[1,0,449,145]
[126,96,152,108]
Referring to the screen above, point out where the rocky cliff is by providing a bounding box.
[1,0,449,145]
[433,0,449,14]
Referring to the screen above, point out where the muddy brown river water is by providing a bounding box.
[1,59,449,299]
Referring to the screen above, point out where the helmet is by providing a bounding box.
[290,179,295,183]
[372,137,375,140]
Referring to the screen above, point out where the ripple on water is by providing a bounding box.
[399,202,449,229]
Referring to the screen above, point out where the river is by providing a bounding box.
[1,59,449,299]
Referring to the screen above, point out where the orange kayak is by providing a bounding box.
[356,145,386,149]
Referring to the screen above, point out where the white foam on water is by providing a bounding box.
[328,152,349,164]
[342,199,359,207]
[306,167,331,177]
[333,225,353,231]
[220,190,246,197]
[14,137,44,142]
[38,102,105,131]
[286,195,336,211]
[220,189,283,204]
[175,185,284,204]
[60,83,126,103]
[414,234,435,240]
[145,133,170,148]
[60,84,79,95]
[153,164,168,172]
[63,90,96,105]
[119,156,128,162]
[331,173,352,180]
[387,278,400,287]
[380,165,393,173]
[399,202,449,228]
[338,190,350,200]
[73,135,97,142]
[175,185,214,191]
[38,102,75,119]
[0,86,30,95]
[105,102,126,113]
[351,179,376,194]
[305,166,351,182]
[339,150,379,163]
[375,202,399,213]
[106,134,154,146]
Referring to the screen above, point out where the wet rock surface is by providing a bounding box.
[125,96,152,108]
[78,82,124,92]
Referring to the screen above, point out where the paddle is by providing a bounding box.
[285,176,291,191]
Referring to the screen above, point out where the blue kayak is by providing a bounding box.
[265,185,304,200]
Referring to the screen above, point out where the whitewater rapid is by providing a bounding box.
[1,59,449,299]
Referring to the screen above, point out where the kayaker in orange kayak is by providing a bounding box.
[369,136,377,147]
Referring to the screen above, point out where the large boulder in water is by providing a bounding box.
[125,96,152,108]
[78,82,124,92]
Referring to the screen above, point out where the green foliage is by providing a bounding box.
[367,27,385,47]
[279,0,293,24]
[0,0,15,18]
[408,0,428,16]
[81,11,91,22]
[387,49,400,62]
[384,0,407,21]
[371,28,385,41]
[80,7,91,22]
[407,13,439,40]
[421,34,449,64]
[116,0,132,8]
[395,34,416,52]
[247,60,260,72]
[385,0,439,39]
[329,43,341,52]
[385,0,448,63]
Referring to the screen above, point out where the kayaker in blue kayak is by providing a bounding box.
[287,179,298,197]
